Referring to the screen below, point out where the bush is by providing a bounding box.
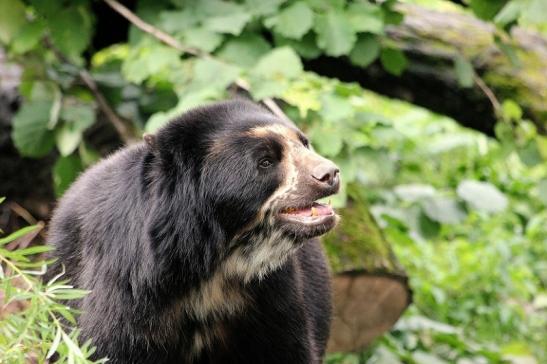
[0,198,103,363]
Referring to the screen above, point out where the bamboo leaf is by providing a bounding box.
[0,225,40,246]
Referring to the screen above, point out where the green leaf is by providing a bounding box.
[55,102,95,156]
[502,99,522,121]
[517,141,543,166]
[417,210,441,239]
[56,124,82,157]
[26,81,58,102]
[251,47,303,79]
[46,327,62,359]
[347,2,384,34]
[380,48,407,76]
[496,39,521,68]
[0,225,40,246]
[273,32,321,59]
[245,0,287,16]
[248,47,302,99]
[412,351,449,364]
[309,123,344,157]
[537,179,547,206]
[158,10,197,33]
[122,42,181,84]
[249,78,289,100]
[333,156,357,183]
[147,45,182,72]
[457,180,508,213]
[0,0,26,44]
[394,184,436,202]
[469,0,507,20]
[203,9,251,35]
[49,6,93,59]
[62,103,95,127]
[494,0,523,27]
[537,135,547,160]
[264,2,314,40]
[54,306,78,325]
[217,34,271,68]
[17,245,51,256]
[11,100,55,157]
[29,0,62,18]
[383,8,404,25]
[454,55,475,88]
[50,289,91,300]
[349,34,380,67]
[519,0,546,24]
[53,155,83,197]
[314,11,357,56]
[421,197,466,224]
[190,58,241,92]
[180,28,224,53]
[354,148,395,185]
[319,94,354,122]
[11,20,45,54]
[78,142,101,167]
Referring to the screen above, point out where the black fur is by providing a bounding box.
[46,100,334,363]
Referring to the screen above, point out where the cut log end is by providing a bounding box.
[327,273,411,353]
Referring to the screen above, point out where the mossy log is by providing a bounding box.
[323,186,411,353]
[306,3,547,135]
[391,3,547,130]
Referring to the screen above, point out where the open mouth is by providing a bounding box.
[276,201,337,238]
[279,201,334,220]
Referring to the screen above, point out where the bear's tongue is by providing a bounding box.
[283,202,333,217]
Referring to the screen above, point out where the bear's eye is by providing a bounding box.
[299,135,310,149]
[259,157,274,169]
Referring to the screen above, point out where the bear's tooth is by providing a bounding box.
[311,207,318,216]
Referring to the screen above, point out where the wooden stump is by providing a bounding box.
[323,185,411,353]
[327,273,410,352]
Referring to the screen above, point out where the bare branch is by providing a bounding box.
[474,75,501,117]
[78,70,136,143]
[103,0,289,121]
[104,0,204,57]
[44,38,136,143]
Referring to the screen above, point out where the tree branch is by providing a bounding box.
[474,74,501,117]
[103,0,289,121]
[78,70,136,143]
[103,0,203,57]
[44,39,136,143]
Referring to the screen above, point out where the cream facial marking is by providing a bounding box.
[255,126,303,214]
[247,124,299,141]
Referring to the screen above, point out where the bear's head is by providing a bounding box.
[150,100,339,282]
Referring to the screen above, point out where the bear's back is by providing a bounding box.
[47,144,150,290]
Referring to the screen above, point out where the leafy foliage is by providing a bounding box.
[0,205,100,363]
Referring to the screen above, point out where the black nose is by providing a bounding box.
[312,163,340,189]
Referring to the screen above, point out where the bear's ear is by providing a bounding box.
[143,133,156,150]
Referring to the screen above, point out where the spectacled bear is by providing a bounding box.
[46,100,341,363]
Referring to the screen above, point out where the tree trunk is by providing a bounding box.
[306,3,547,136]
[323,184,411,353]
